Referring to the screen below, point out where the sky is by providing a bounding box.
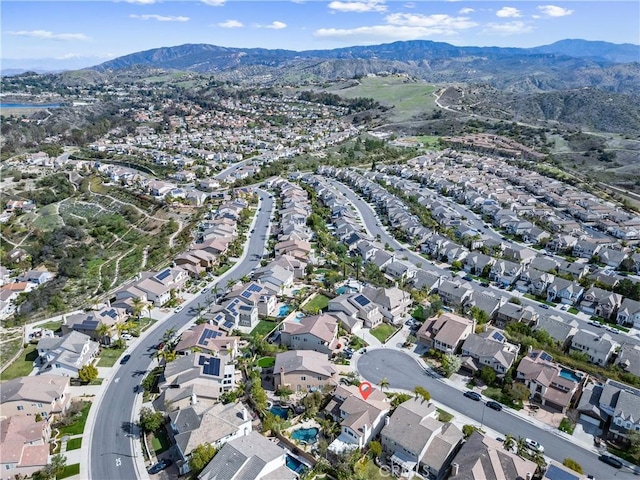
[2,0,639,70]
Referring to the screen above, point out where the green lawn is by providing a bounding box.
[0,338,23,373]
[370,324,398,343]
[38,320,63,332]
[437,408,454,423]
[483,387,522,410]
[97,346,126,367]
[257,357,276,368]
[0,344,38,381]
[362,458,388,480]
[150,430,171,454]
[57,463,80,480]
[66,437,82,451]
[568,307,579,314]
[252,320,279,337]
[303,294,330,313]
[58,402,91,436]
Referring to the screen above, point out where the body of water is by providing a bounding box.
[0,103,61,109]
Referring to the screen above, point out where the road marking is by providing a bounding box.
[116,458,122,467]
[114,377,120,383]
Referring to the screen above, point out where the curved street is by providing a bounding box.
[88,189,273,480]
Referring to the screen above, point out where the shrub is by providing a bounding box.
[562,458,583,474]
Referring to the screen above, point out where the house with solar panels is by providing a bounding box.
[226,281,277,318]
[133,267,188,306]
[328,292,384,330]
[174,324,239,358]
[460,328,519,377]
[61,306,127,345]
[158,353,236,405]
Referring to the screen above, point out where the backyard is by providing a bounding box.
[0,344,37,381]
[303,294,330,313]
[150,429,171,454]
[252,320,279,338]
[370,324,398,343]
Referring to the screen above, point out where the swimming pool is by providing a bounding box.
[278,305,291,317]
[291,427,319,444]
[559,368,582,383]
[286,454,307,474]
[336,285,357,295]
[270,405,290,419]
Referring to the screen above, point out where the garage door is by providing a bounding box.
[580,413,601,426]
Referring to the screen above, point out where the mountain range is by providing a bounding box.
[86,39,640,93]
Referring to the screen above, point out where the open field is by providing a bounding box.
[327,76,437,123]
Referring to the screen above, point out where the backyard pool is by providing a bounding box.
[269,405,290,419]
[291,427,319,444]
[336,285,358,295]
[286,454,307,474]
[559,368,582,383]
[278,305,292,317]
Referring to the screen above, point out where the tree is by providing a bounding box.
[413,386,431,402]
[378,377,390,391]
[503,433,515,452]
[40,454,66,479]
[139,407,164,432]
[78,364,98,383]
[189,443,217,476]
[516,437,527,456]
[480,366,496,386]
[462,424,478,439]
[250,378,268,414]
[391,392,412,408]
[440,353,462,377]
[319,417,340,441]
[368,440,382,459]
[275,385,293,400]
[96,322,110,345]
[627,430,640,455]
[131,296,146,323]
[562,458,583,474]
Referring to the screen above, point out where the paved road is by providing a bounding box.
[357,349,638,479]
[333,179,638,346]
[89,189,273,480]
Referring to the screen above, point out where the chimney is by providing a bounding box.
[526,473,531,480]
[191,393,198,405]
[242,407,249,421]
[451,463,459,476]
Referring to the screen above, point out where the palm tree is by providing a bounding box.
[531,451,546,469]
[503,433,516,452]
[96,322,111,345]
[211,284,221,302]
[131,296,146,323]
[413,386,431,402]
[319,417,340,441]
[516,437,527,456]
[378,377,390,392]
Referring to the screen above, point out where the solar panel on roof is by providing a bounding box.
[241,291,252,298]
[540,352,553,362]
[353,295,370,307]
[248,284,262,293]
[198,355,206,366]
[156,268,171,281]
[544,464,580,480]
[224,321,234,329]
[491,331,505,342]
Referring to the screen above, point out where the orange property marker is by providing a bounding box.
[359,381,373,400]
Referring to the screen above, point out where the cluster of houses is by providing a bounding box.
[0,267,53,320]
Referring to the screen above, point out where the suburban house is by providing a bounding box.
[0,415,51,479]
[616,298,640,328]
[36,331,99,377]
[174,324,239,358]
[448,431,536,480]
[280,314,339,354]
[494,303,538,329]
[380,398,463,480]
[273,350,337,393]
[616,344,640,378]
[328,293,383,329]
[158,353,235,405]
[226,281,277,318]
[516,350,584,413]
[543,460,589,480]
[545,278,583,305]
[384,260,418,282]
[463,291,507,320]
[325,384,390,453]
[0,375,70,419]
[198,431,297,480]
[579,287,623,319]
[208,297,259,332]
[460,328,519,377]
[168,401,252,475]
[362,285,412,325]
[570,330,618,366]
[61,306,127,345]
[410,269,443,293]
[489,260,523,287]
[599,380,640,444]
[125,267,188,306]
[534,315,579,349]
[437,280,473,307]
[252,265,295,295]
[17,269,53,285]
[462,252,494,276]
[416,313,476,354]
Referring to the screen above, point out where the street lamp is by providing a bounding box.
[480,401,487,430]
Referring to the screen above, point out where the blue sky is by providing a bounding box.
[2,0,639,70]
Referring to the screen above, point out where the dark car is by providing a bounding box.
[480,282,489,287]
[463,391,482,401]
[120,354,131,365]
[598,455,623,469]
[486,400,502,411]
[149,458,173,474]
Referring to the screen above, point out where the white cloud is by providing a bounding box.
[8,30,89,41]
[328,0,387,13]
[496,7,522,18]
[218,19,243,28]
[266,21,287,29]
[458,7,474,14]
[484,21,533,35]
[201,0,225,5]
[124,0,157,4]
[385,13,476,29]
[55,52,115,60]
[129,14,189,22]
[537,5,574,17]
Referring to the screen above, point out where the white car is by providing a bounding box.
[525,438,544,453]
[174,305,184,313]
[121,333,133,340]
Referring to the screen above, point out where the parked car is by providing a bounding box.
[149,458,173,474]
[486,400,502,411]
[120,354,131,365]
[121,333,133,341]
[480,282,490,287]
[525,438,544,453]
[463,275,473,281]
[174,305,183,313]
[598,455,622,469]
[540,304,549,309]
[463,391,482,401]
[560,305,567,311]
